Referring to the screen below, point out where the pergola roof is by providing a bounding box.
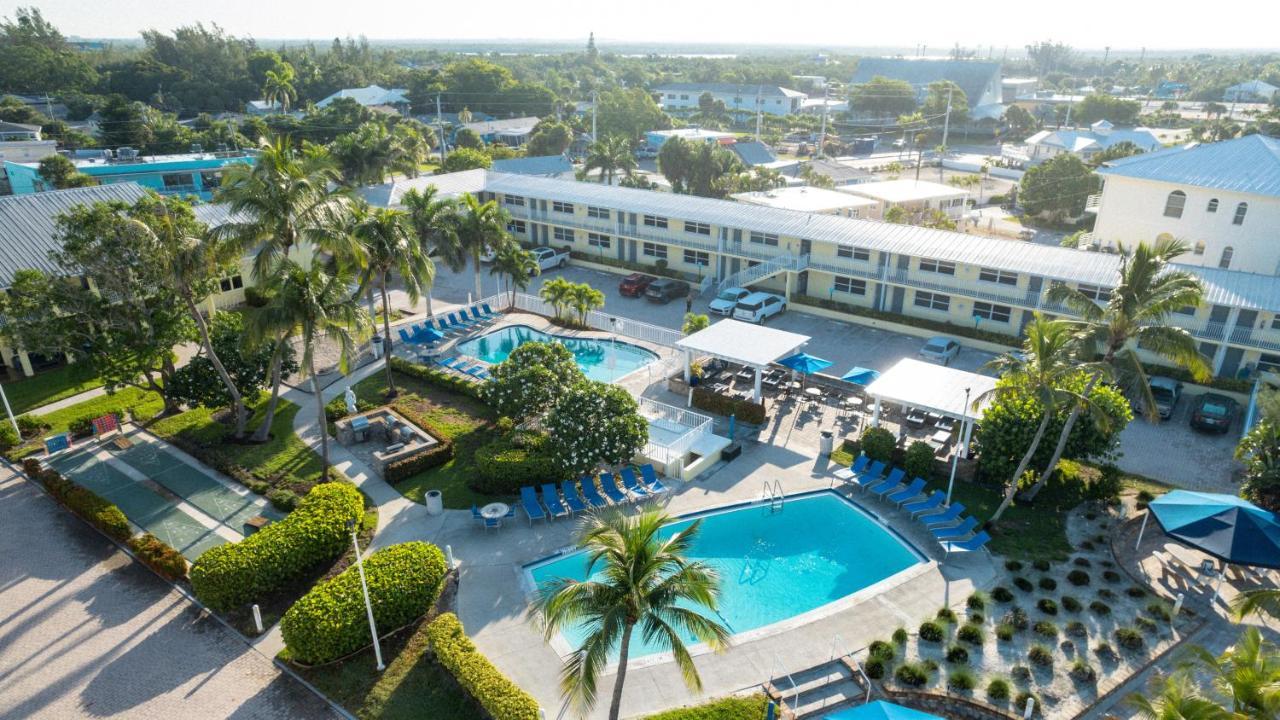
[675,319,810,370]
[863,358,997,420]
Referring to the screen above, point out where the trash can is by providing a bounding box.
[371,335,384,359]
[425,489,443,516]
[820,430,834,456]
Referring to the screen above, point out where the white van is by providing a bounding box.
[732,292,787,324]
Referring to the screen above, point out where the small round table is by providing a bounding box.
[480,502,510,520]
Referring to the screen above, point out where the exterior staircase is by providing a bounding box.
[713,253,809,296]
[764,655,872,719]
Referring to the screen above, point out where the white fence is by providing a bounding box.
[508,293,684,347]
[639,397,713,466]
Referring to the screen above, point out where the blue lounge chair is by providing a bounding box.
[560,480,588,513]
[450,311,476,328]
[440,313,462,331]
[868,468,906,496]
[599,473,628,504]
[541,483,570,518]
[469,306,491,324]
[639,464,670,494]
[399,328,419,345]
[464,365,490,381]
[904,491,946,515]
[519,486,547,524]
[932,516,978,541]
[945,531,991,556]
[579,476,609,508]
[428,317,454,335]
[436,357,461,371]
[920,503,966,530]
[887,478,927,505]
[852,460,886,490]
[832,454,870,484]
[481,302,499,318]
[619,468,651,501]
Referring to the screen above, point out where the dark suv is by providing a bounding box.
[619,273,656,297]
[644,278,691,304]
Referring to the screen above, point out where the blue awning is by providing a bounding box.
[825,701,944,720]
[779,352,832,375]
[841,366,881,385]
[1149,490,1280,569]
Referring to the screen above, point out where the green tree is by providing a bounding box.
[682,313,710,335]
[923,81,969,125]
[539,276,576,321]
[849,76,918,118]
[1019,153,1101,221]
[1186,627,1280,717]
[545,381,648,475]
[1089,141,1146,167]
[261,63,297,113]
[1235,387,1280,511]
[455,193,509,300]
[531,509,731,719]
[402,186,460,317]
[0,8,97,94]
[439,146,491,173]
[597,87,670,141]
[565,282,605,325]
[36,154,94,189]
[581,136,636,185]
[168,312,297,415]
[331,121,431,186]
[1073,93,1141,125]
[482,341,584,420]
[1128,672,1231,720]
[1004,104,1040,140]
[453,127,484,149]
[489,240,539,307]
[525,118,574,156]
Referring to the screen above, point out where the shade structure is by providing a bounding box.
[825,701,944,720]
[841,366,880,385]
[779,352,832,375]
[1148,490,1280,569]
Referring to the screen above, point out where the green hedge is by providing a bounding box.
[426,612,540,720]
[389,357,484,399]
[385,442,455,483]
[190,482,364,611]
[691,387,766,425]
[129,533,189,581]
[281,541,448,664]
[35,467,133,543]
[472,434,558,494]
[642,695,770,720]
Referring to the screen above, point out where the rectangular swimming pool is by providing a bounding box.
[456,324,658,383]
[526,491,925,659]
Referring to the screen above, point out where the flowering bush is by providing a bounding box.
[482,342,583,420]
[544,381,648,475]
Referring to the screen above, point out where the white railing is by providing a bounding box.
[696,274,715,295]
[1085,194,1102,212]
[509,293,684,347]
[639,397,713,462]
[716,253,808,295]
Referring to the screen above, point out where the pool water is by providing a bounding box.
[527,492,923,658]
[456,324,659,383]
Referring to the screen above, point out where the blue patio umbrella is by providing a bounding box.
[841,366,881,385]
[778,352,833,375]
[824,700,944,720]
[1139,490,1280,569]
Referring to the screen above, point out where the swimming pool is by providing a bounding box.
[526,492,925,659]
[456,324,659,383]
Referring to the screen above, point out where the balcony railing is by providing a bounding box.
[1084,194,1101,213]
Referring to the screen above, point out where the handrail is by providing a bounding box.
[829,633,844,662]
[770,653,800,716]
[851,657,872,703]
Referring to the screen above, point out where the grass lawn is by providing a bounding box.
[7,362,107,415]
[293,615,480,720]
[6,387,166,459]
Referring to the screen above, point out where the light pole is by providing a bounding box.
[0,379,19,439]
[347,518,385,671]
[946,386,971,505]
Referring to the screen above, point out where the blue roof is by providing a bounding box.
[491,155,573,177]
[729,140,778,166]
[1098,134,1280,198]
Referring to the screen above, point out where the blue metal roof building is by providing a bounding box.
[1097,134,1280,198]
[4,150,256,199]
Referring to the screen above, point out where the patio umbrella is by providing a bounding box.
[841,366,881,385]
[778,352,832,375]
[824,701,944,720]
[1138,490,1280,569]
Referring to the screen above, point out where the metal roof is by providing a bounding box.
[1097,134,1280,198]
[850,58,1001,105]
[357,169,488,208]
[675,318,810,369]
[864,358,997,421]
[491,155,573,176]
[653,83,807,99]
[316,85,408,108]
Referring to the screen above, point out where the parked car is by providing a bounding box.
[619,273,657,297]
[709,287,750,315]
[1190,393,1238,433]
[530,246,570,272]
[636,146,659,159]
[644,278,691,304]
[1149,376,1183,420]
[918,337,961,365]
[731,291,787,323]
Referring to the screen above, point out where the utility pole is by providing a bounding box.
[1102,46,1111,66]
[435,94,447,163]
[755,85,762,142]
[1063,102,1073,129]
[817,83,829,159]
[591,90,598,142]
[939,85,953,182]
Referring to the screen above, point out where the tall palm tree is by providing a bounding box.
[978,314,1110,522]
[488,240,539,307]
[401,186,460,317]
[1187,627,1280,717]
[455,193,509,301]
[567,283,605,325]
[256,260,370,479]
[215,136,356,442]
[1034,238,1209,494]
[1129,672,1232,720]
[581,136,636,185]
[540,277,575,320]
[351,203,434,397]
[262,65,297,114]
[531,510,731,720]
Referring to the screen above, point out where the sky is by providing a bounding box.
[10,0,1280,51]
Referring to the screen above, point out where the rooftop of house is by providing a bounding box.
[732,186,879,213]
[491,154,573,176]
[648,128,738,142]
[316,85,409,108]
[850,57,1002,104]
[1097,134,1280,198]
[1226,80,1279,92]
[785,159,874,184]
[652,82,808,99]
[0,121,42,135]
[835,179,969,203]
[11,150,255,172]
[727,140,778,166]
[460,116,541,135]
[1025,121,1163,153]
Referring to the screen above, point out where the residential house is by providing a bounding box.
[4,149,256,199]
[1155,81,1190,99]
[1002,78,1038,102]
[456,117,541,147]
[643,128,737,151]
[834,179,969,221]
[731,186,879,218]
[726,140,780,167]
[0,122,57,193]
[491,155,575,179]
[1022,120,1163,164]
[652,83,808,116]
[245,100,283,116]
[783,159,874,187]
[316,85,410,112]
[849,58,1004,120]
[1224,80,1279,104]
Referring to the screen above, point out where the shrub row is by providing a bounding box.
[282,541,448,664]
[691,386,766,425]
[641,695,770,720]
[426,612,540,720]
[389,357,484,400]
[129,533,188,581]
[34,466,132,543]
[190,482,364,611]
[471,435,558,494]
[385,440,455,483]
[325,395,377,423]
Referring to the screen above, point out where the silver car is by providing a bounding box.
[709,287,749,316]
[918,337,961,365]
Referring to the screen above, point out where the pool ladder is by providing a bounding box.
[761,479,784,513]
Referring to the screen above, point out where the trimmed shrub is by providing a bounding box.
[1002,606,1029,630]
[996,623,1015,642]
[190,483,364,611]
[1062,595,1082,613]
[1038,577,1057,591]
[37,468,132,543]
[1089,601,1112,616]
[1037,598,1058,615]
[1004,560,1024,572]
[936,607,957,623]
[903,441,935,480]
[1033,621,1058,638]
[1070,659,1096,683]
[868,640,895,662]
[967,592,988,611]
[1067,569,1091,586]
[471,436,557,494]
[969,611,985,625]
[1033,559,1051,572]
[1073,557,1092,567]
[21,457,42,477]
[1065,621,1087,638]
[128,533,188,581]
[894,663,929,687]
[988,678,1012,701]
[864,657,887,679]
[945,644,969,664]
[1098,588,1117,600]
[282,542,448,664]
[860,426,896,462]
[918,621,944,642]
[1146,602,1172,623]
[1102,570,1122,583]
[267,488,299,512]
[992,586,1014,603]
[948,668,976,691]
[691,387,765,425]
[1095,642,1117,661]
[1028,644,1053,666]
[1135,617,1159,633]
[389,357,484,400]
[892,627,909,645]
[958,624,984,645]
[1126,586,1148,598]
[1011,666,1032,683]
[384,442,454,484]
[1114,627,1144,651]
[0,422,18,450]
[1013,577,1034,593]
[427,613,540,720]
[1015,692,1041,716]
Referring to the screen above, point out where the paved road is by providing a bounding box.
[0,469,338,720]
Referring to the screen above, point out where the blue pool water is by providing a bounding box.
[527,492,923,658]
[456,324,659,382]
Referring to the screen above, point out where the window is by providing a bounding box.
[1175,305,1197,316]
[914,291,950,312]
[643,214,668,229]
[684,221,711,235]
[683,249,710,265]
[552,200,573,214]
[162,173,194,191]
[218,275,244,293]
[1194,240,1206,255]
[503,195,525,207]
[973,302,1012,323]
[1163,190,1186,218]
[837,245,870,261]
[199,170,223,189]
[1219,246,1234,269]
[588,232,610,248]
[680,94,689,100]
[1234,202,1248,226]
[587,206,610,219]
[1260,354,1280,374]
[642,242,667,260]
[750,231,779,246]
[979,267,1018,286]
[1077,283,1111,301]
[834,276,866,295]
[507,220,527,234]
[1207,198,1219,213]
[553,227,574,243]
[1271,315,1280,330]
[919,258,956,276]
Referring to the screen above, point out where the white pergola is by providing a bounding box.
[674,319,811,402]
[863,358,998,458]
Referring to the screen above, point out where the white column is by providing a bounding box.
[871,397,882,426]
[683,350,691,382]
[17,350,33,377]
[754,368,763,403]
[960,418,975,458]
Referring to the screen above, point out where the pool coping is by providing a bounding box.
[518,488,937,671]
[454,321,663,385]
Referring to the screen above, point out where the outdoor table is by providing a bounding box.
[906,408,927,426]
[480,502,510,521]
[935,416,956,432]
[930,429,951,445]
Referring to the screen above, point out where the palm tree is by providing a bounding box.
[531,510,731,720]
[1129,671,1232,720]
[401,186,460,317]
[1186,627,1280,717]
[1232,588,1280,622]
[455,193,509,301]
[351,203,433,397]
[489,240,539,307]
[540,277,575,320]
[256,260,370,479]
[581,136,636,185]
[262,65,296,113]
[978,314,1110,522]
[566,283,605,325]
[1034,238,1209,495]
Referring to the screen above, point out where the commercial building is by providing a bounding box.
[643,128,737,150]
[652,83,808,116]
[849,58,1004,120]
[4,149,256,199]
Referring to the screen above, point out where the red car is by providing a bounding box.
[619,273,657,297]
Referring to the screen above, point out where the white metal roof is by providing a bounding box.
[675,319,810,370]
[835,179,969,203]
[357,169,488,208]
[864,358,997,421]
[731,187,879,213]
